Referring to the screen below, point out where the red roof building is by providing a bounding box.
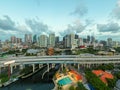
[70,70,82,81]
[92,70,114,84]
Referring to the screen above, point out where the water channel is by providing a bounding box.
[1,65,56,90]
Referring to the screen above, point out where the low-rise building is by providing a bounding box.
[92,70,114,84]
[53,69,83,90]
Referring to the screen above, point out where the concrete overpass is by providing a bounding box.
[0,55,120,74]
[1,55,120,65]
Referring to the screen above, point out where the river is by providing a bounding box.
[0,65,56,90]
[1,80,54,90]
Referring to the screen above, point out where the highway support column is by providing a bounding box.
[47,63,49,72]
[10,65,13,74]
[32,64,35,72]
[8,64,11,78]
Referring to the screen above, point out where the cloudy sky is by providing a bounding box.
[0,0,120,41]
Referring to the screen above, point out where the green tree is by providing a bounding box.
[114,72,120,79]
[77,82,87,90]
[85,70,110,90]
[94,64,114,70]
[106,78,117,88]
[20,66,32,75]
[69,85,75,90]
[0,73,9,83]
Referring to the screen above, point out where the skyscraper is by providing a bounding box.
[16,38,22,44]
[28,34,32,43]
[33,35,37,43]
[75,34,79,39]
[78,38,83,46]
[70,33,75,47]
[11,36,16,44]
[63,35,70,48]
[24,34,32,44]
[66,35,71,48]
[83,38,87,43]
[55,36,59,47]
[55,36,59,44]
[87,35,90,43]
[39,35,48,48]
[25,34,28,43]
[100,40,107,46]
[48,33,55,47]
[91,36,95,44]
[64,33,78,49]
[113,41,118,48]
[107,38,112,47]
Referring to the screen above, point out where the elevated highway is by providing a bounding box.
[0,55,120,65]
[0,55,120,74]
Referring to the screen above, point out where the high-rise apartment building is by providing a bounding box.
[28,34,32,43]
[63,35,70,48]
[64,33,78,49]
[113,41,118,48]
[107,38,112,47]
[11,36,16,43]
[70,33,75,48]
[25,34,28,43]
[48,33,55,47]
[39,35,48,48]
[24,34,32,44]
[75,34,79,39]
[55,36,59,47]
[16,38,22,44]
[91,36,95,44]
[83,38,87,43]
[55,36,59,44]
[78,38,83,46]
[87,35,90,43]
[33,35,37,43]
[100,40,107,46]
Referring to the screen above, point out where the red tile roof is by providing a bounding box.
[92,70,104,76]
[92,70,114,84]
[70,70,82,81]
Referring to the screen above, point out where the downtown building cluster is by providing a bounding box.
[0,33,120,51]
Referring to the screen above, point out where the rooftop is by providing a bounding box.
[92,70,114,84]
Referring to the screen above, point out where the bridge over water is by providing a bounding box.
[0,55,120,74]
[0,55,120,64]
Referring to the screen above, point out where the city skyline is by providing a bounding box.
[0,0,120,41]
[1,33,120,43]
[2,33,120,48]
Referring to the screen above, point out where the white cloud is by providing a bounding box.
[97,22,120,33]
[70,4,88,17]
[112,0,120,20]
